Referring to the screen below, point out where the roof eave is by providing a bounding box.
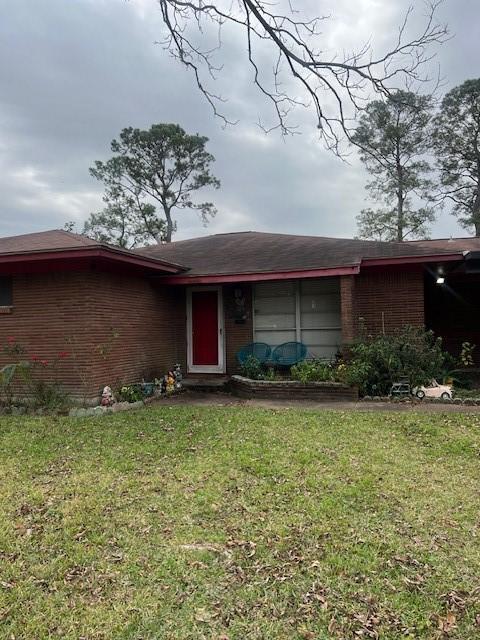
[0,245,185,274]
[157,251,467,284]
[360,252,465,267]
[157,265,360,284]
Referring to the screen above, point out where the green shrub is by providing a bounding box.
[118,384,144,403]
[28,380,70,411]
[459,341,476,367]
[342,326,452,396]
[263,368,280,381]
[1,338,70,411]
[290,359,337,383]
[240,355,264,380]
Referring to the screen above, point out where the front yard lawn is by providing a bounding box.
[1,406,480,639]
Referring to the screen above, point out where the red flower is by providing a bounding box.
[7,336,15,343]
[40,360,49,367]
[31,355,39,361]
[58,351,70,359]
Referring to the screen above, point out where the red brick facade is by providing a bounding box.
[0,268,185,402]
[86,271,186,394]
[340,267,425,341]
[340,275,356,343]
[0,266,427,402]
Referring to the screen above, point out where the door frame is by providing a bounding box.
[186,286,225,374]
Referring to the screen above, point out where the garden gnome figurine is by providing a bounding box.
[173,363,183,389]
[101,385,114,406]
[166,370,175,393]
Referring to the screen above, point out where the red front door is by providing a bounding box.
[191,290,219,366]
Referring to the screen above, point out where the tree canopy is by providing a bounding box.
[432,79,480,235]
[352,90,435,242]
[86,123,220,245]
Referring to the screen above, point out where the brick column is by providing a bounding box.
[340,275,356,344]
[224,284,253,374]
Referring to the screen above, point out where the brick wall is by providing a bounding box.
[340,275,356,343]
[0,268,186,402]
[0,271,97,397]
[86,271,186,393]
[223,284,253,374]
[0,267,427,402]
[353,267,425,336]
[231,376,358,401]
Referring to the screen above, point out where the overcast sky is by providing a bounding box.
[0,0,478,242]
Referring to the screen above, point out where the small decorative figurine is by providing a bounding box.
[412,379,453,400]
[101,385,115,406]
[173,363,183,389]
[166,370,175,393]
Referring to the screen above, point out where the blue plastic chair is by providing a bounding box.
[271,342,307,367]
[236,342,271,366]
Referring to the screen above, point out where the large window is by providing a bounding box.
[0,276,12,307]
[253,278,341,359]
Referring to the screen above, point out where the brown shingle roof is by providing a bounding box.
[406,237,480,252]
[0,229,186,273]
[137,231,465,277]
[0,229,100,255]
[1,229,471,277]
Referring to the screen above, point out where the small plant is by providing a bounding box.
[1,338,70,410]
[118,384,144,403]
[459,342,476,368]
[240,355,264,380]
[28,380,70,411]
[291,359,337,383]
[1,337,27,405]
[263,367,280,381]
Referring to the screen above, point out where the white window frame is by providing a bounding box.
[252,279,341,357]
[186,286,225,374]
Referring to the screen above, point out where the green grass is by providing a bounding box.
[1,406,480,639]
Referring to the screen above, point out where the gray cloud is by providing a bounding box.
[0,0,478,241]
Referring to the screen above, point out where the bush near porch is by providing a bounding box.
[1,405,480,639]
[240,327,467,398]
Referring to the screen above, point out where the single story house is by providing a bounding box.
[1,229,479,402]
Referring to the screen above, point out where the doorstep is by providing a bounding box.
[182,375,230,392]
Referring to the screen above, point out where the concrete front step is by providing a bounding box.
[182,376,230,392]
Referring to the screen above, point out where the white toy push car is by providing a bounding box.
[412,379,453,400]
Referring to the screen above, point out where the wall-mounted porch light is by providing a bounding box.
[436,276,445,285]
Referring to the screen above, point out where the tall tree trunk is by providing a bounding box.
[473,184,480,236]
[396,195,404,241]
[475,148,480,236]
[396,153,404,242]
[163,206,174,243]
[393,114,406,242]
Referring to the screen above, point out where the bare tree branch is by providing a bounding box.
[156,0,448,149]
